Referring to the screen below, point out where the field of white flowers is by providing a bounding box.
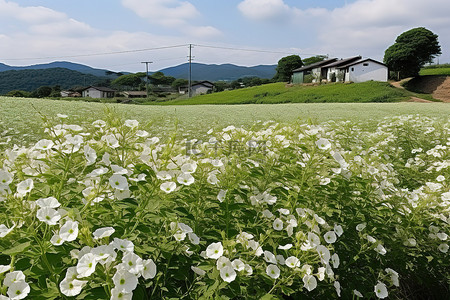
[0,112,448,299]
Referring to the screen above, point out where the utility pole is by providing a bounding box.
[188,44,193,98]
[141,61,153,97]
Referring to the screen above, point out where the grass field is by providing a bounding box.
[1,97,449,147]
[157,81,411,105]
[419,68,450,76]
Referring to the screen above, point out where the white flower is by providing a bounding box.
[438,243,449,253]
[205,242,223,259]
[385,268,399,287]
[191,266,206,276]
[181,162,197,174]
[307,232,321,248]
[303,274,317,291]
[220,266,236,283]
[76,253,98,278]
[112,269,138,293]
[263,251,277,264]
[316,138,331,150]
[216,256,232,270]
[356,223,366,231]
[177,173,195,186]
[334,224,344,236]
[141,259,157,279]
[104,134,120,149]
[112,238,134,252]
[7,281,30,300]
[217,189,227,202]
[59,278,87,297]
[160,182,176,193]
[124,119,139,128]
[50,234,64,246]
[57,113,68,118]
[231,259,245,271]
[324,231,337,244]
[93,227,115,240]
[331,253,340,268]
[0,223,16,238]
[278,244,293,250]
[136,130,149,138]
[36,207,61,225]
[316,245,331,264]
[16,179,33,196]
[36,197,60,208]
[436,232,448,241]
[314,214,326,225]
[366,235,377,243]
[0,265,11,274]
[84,145,97,166]
[207,173,219,185]
[122,252,144,275]
[266,264,280,279]
[353,289,364,298]
[109,174,129,191]
[273,218,283,231]
[35,139,54,150]
[436,175,445,182]
[375,244,387,255]
[285,256,300,268]
[334,281,341,297]
[59,220,79,242]
[0,170,13,186]
[110,287,132,300]
[374,282,388,299]
[3,271,26,286]
[91,245,117,265]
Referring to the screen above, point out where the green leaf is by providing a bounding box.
[3,241,31,255]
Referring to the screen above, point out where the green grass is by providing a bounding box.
[154,81,411,105]
[419,68,450,76]
[1,97,449,147]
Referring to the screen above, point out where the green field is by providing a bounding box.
[419,68,450,76]
[158,81,411,105]
[1,97,449,147]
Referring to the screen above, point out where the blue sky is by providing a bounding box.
[0,0,448,72]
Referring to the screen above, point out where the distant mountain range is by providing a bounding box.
[0,61,277,94]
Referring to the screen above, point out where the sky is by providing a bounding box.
[0,0,449,72]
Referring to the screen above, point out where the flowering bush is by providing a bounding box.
[0,113,448,299]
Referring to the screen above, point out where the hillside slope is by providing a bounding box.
[403,76,450,102]
[0,68,106,94]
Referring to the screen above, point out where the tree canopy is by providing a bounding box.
[303,55,328,66]
[384,27,441,79]
[273,55,303,82]
[111,73,144,89]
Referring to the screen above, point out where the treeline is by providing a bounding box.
[0,68,110,95]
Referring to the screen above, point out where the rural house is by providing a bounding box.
[292,57,388,84]
[81,86,116,98]
[337,58,388,83]
[291,58,338,84]
[179,81,215,96]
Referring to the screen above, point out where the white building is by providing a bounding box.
[179,81,215,96]
[81,86,116,98]
[339,58,388,83]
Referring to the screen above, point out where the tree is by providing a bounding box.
[384,27,441,79]
[172,78,188,90]
[302,55,328,66]
[111,73,143,89]
[149,72,176,86]
[273,55,303,82]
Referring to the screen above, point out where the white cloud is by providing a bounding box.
[121,0,221,38]
[237,0,292,22]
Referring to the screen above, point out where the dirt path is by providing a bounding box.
[390,77,450,103]
[431,77,450,102]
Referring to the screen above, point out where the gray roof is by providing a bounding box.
[82,86,116,92]
[292,58,338,73]
[321,56,362,68]
[337,58,387,69]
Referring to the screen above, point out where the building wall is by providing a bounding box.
[83,88,102,98]
[292,72,304,84]
[348,62,388,83]
[192,86,211,95]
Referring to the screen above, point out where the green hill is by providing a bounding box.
[0,68,107,94]
[158,81,411,105]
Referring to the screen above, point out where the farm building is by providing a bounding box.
[292,57,388,84]
[60,90,81,97]
[179,81,215,96]
[81,86,116,98]
[291,58,338,84]
[122,91,147,98]
[338,58,388,83]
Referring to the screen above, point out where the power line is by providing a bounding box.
[0,45,189,61]
[193,44,323,57]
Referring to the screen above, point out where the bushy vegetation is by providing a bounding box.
[0,112,448,299]
[160,82,410,105]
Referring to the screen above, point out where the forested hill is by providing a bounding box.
[0,68,107,94]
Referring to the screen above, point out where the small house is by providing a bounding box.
[291,58,338,84]
[322,56,362,82]
[60,90,81,97]
[122,91,147,98]
[179,81,215,96]
[338,58,388,83]
[81,86,116,98]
